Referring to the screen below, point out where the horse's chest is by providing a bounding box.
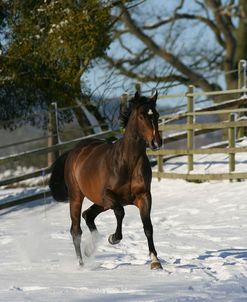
[107,159,151,204]
[110,174,150,205]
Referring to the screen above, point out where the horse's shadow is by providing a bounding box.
[0,194,55,217]
[197,248,247,262]
[171,248,247,281]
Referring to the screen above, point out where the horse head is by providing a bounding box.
[120,90,162,150]
[134,90,162,150]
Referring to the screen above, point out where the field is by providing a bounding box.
[1,176,247,301]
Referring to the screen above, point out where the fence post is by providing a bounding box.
[120,92,129,136]
[187,85,194,172]
[157,154,163,181]
[238,60,247,98]
[47,103,60,166]
[228,113,236,173]
[135,82,141,94]
[120,92,129,123]
[237,60,247,138]
[51,102,61,144]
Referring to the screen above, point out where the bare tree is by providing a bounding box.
[106,0,247,98]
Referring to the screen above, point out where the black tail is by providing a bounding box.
[49,151,69,202]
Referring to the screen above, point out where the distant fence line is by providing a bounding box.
[0,122,109,151]
[0,129,115,166]
[1,90,247,186]
[2,91,245,151]
[158,87,247,100]
[1,85,246,129]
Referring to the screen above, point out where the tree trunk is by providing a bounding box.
[235,1,247,66]
[69,80,107,135]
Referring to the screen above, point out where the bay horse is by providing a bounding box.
[49,91,163,270]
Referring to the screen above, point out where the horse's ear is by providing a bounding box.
[151,90,158,103]
[134,90,140,101]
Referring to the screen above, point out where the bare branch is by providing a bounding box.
[174,0,185,14]
[106,55,190,85]
[194,0,210,18]
[142,13,225,48]
[206,0,236,73]
[119,3,221,92]
[106,49,152,67]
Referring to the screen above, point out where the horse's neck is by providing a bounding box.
[121,123,146,164]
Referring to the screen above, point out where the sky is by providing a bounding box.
[86,0,221,110]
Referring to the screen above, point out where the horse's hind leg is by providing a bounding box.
[70,193,84,266]
[82,204,105,232]
[81,204,106,257]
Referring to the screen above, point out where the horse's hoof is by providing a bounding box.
[108,234,121,245]
[151,261,163,270]
[82,210,87,220]
[78,259,84,266]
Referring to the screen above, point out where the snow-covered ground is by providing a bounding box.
[162,139,247,174]
[1,176,247,301]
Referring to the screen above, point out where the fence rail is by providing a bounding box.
[158,87,247,100]
[148,146,247,156]
[0,167,51,187]
[0,130,118,209]
[0,129,116,165]
[152,172,247,181]
[159,120,247,131]
[0,190,51,210]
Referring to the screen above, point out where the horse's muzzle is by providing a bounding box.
[149,139,162,151]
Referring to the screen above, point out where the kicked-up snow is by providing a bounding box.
[1,179,247,301]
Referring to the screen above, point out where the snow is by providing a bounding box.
[1,176,247,301]
[161,139,247,174]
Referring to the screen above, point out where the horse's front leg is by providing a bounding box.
[103,189,125,245]
[135,192,162,270]
[108,206,125,244]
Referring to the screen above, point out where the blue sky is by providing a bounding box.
[86,0,235,112]
[86,0,215,108]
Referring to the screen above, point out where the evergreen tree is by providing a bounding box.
[0,0,112,132]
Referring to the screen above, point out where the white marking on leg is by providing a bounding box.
[150,253,163,269]
[151,253,159,264]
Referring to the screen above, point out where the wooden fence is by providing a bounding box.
[147,85,247,181]
[0,129,118,210]
[0,129,117,187]
[1,87,247,186]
